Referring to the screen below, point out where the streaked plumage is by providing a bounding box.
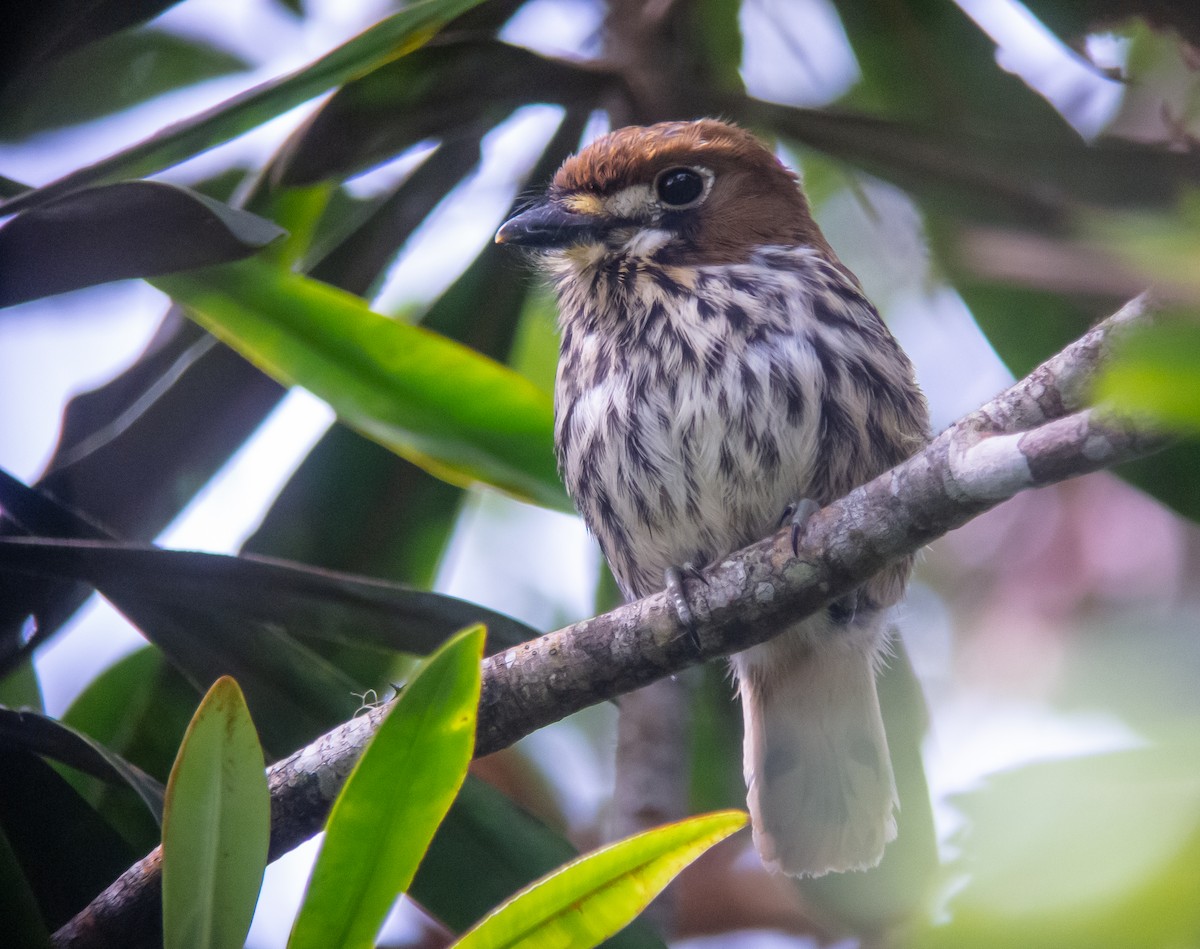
[497,119,929,876]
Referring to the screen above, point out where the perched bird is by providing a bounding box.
[496,119,929,877]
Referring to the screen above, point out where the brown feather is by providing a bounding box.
[551,120,841,267]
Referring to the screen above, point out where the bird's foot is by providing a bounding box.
[779,498,820,557]
[828,589,860,625]
[665,563,707,653]
[780,498,862,625]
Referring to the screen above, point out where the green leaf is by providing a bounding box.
[288,625,484,949]
[413,776,665,949]
[162,677,269,949]
[0,181,286,307]
[1083,196,1200,303]
[0,29,249,141]
[0,0,490,215]
[689,0,743,95]
[920,745,1200,948]
[155,259,567,510]
[1095,315,1200,433]
[0,661,42,710]
[451,810,747,949]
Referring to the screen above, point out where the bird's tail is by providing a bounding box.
[737,637,898,877]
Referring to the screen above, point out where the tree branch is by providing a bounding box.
[53,296,1168,949]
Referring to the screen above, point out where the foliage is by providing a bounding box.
[1,0,1199,945]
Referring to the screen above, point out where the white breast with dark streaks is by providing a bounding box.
[549,245,920,600]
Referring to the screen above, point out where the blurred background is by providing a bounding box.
[2,0,1200,946]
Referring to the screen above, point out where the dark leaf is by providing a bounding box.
[0,323,285,671]
[0,175,27,199]
[243,426,463,590]
[0,29,249,141]
[306,132,484,296]
[0,181,285,307]
[0,537,536,657]
[0,467,108,540]
[0,750,136,930]
[832,0,1070,134]
[0,707,164,822]
[0,0,185,90]
[0,468,111,677]
[0,530,515,757]
[272,40,610,186]
[753,100,1200,228]
[110,599,363,758]
[0,825,50,949]
[0,167,336,659]
[0,0,491,215]
[63,647,194,852]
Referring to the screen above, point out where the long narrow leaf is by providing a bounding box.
[453,811,748,949]
[0,751,137,930]
[155,260,568,510]
[0,707,164,822]
[0,181,285,307]
[414,776,666,949]
[0,537,537,655]
[0,0,488,215]
[288,625,484,949]
[162,677,269,949]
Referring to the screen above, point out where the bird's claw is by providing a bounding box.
[665,563,705,653]
[828,590,860,625]
[780,498,820,557]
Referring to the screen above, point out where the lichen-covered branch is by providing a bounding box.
[52,299,1169,949]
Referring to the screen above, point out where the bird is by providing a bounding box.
[495,119,929,877]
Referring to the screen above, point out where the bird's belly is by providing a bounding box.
[560,362,821,599]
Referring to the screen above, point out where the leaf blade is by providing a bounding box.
[161,677,269,949]
[452,810,747,949]
[0,707,164,823]
[288,624,484,949]
[155,260,567,510]
[0,0,489,215]
[0,181,285,307]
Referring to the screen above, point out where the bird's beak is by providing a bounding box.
[495,200,602,248]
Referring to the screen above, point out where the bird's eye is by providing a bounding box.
[655,167,706,207]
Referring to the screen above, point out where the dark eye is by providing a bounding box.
[655,167,705,207]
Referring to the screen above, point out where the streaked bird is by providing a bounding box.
[497,119,929,877]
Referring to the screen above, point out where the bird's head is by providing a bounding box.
[496,119,835,267]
